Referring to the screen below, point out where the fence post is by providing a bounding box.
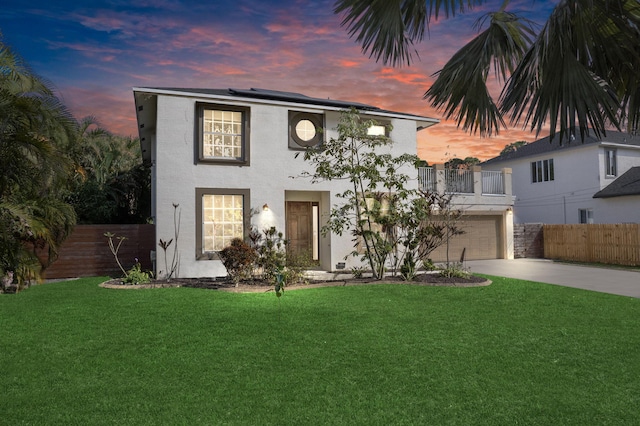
[434,163,446,194]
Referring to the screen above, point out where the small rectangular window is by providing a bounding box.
[531,159,555,183]
[579,209,594,224]
[605,149,617,177]
[367,124,387,136]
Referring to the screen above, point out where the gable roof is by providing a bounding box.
[593,167,640,198]
[483,130,640,165]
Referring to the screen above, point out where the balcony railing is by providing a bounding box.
[418,166,507,195]
[481,170,505,195]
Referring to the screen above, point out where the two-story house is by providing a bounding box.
[482,131,640,224]
[133,87,443,278]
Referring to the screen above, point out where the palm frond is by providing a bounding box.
[425,10,534,135]
[500,0,639,141]
[334,0,486,66]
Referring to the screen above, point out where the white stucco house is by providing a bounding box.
[133,87,515,278]
[482,131,640,224]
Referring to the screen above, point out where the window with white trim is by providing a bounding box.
[579,208,594,224]
[197,104,249,165]
[605,149,617,177]
[531,158,554,183]
[195,188,250,259]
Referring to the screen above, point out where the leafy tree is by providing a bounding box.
[0,38,77,287]
[499,140,528,156]
[334,0,640,142]
[302,109,462,279]
[445,156,480,169]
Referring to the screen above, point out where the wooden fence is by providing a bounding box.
[41,224,155,279]
[543,224,640,266]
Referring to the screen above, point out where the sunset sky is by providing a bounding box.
[1,0,558,163]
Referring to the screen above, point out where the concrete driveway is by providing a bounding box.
[465,258,640,298]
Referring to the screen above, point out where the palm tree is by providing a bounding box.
[67,117,150,224]
[334,0,640,142]
[0,38,77,287]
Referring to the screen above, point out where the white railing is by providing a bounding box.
[445,169,474,194]
[418,167,436,192]
[418,167,506,195]
[482,170,505,195]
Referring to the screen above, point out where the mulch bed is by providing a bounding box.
[100,273,491,292]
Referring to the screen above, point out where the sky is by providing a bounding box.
[1,0,558,163]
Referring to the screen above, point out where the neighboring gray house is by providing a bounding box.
[133,87,515,278]
[483,131,640,224]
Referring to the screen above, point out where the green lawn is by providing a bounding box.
[2,277,639,425]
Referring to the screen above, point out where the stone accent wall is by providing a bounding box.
[514,223,544,258]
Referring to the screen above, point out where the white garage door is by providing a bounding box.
[428,215,502,262]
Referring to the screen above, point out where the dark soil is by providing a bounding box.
[143,272,490,292]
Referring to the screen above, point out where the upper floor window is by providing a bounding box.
[605,149,617,177]
[531,158,554,183]
[197,104,249,165]
[367,120,391,137]
[289,111,324,149]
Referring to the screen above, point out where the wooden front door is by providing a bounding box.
[286,201,313,258]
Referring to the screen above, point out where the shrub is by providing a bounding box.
[122,262,151,285]
[283,250,312,285]
[439,262,470,279]
[219,238,257,286]
[351,266,365,279]
[422,258,437,271]
[400,253,417,281]
[249,227,287,283]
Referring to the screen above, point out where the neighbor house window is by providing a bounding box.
[605,149,617,177]
[531,158,554,183]
[579,208,594,224]
[195,188,250,259]
[197,104,249,165]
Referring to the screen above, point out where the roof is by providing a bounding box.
[593,167,640,198]
[133,87,438,127]
[483,130,640,165]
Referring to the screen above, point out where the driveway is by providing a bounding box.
[465,258,640,298]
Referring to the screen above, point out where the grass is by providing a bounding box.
[1,277,640,425]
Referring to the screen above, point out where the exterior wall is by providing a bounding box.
[153,94,421,278]
[486,144,607,224]
[590,196,640,223]
[486,142,640,225]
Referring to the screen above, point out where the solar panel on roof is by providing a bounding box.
[228,87,378,110]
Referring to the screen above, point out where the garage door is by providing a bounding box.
[428,215,502,262]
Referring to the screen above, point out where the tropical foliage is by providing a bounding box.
[66,117,150,224]
[0,37,149,289]
[0,38,77,287]
[334,0,640,142]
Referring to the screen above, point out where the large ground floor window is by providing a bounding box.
[195,188,250,259]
